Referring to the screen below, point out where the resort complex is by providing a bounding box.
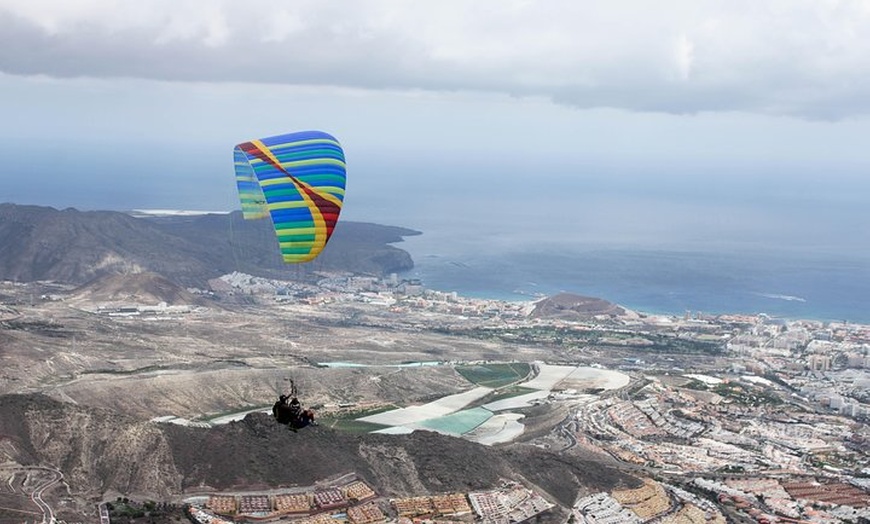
[186,478,551,524]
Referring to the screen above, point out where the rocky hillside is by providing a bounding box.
[0,394,182,498]
[70,271,209,306]
[530,293,625,320]
[0,394,638,508]
[0,204,418,287]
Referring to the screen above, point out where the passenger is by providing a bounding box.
[289,408,315,430]
[288,397,301,418]
[301,408,317,427]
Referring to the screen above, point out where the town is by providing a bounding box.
[10,270,870,524]
[178,271,869,523]
[176,476,552,524]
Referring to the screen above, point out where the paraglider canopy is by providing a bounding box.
[234,130,347,263]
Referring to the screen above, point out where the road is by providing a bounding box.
[23,467,62,524]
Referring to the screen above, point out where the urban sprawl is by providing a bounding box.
[108,271,870,523]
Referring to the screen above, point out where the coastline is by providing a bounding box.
[397,245,870,324]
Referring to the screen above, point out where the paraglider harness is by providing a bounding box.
[272,381,316,431]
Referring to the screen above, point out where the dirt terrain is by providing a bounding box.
[0,280,567,421]
[0,278,651,524]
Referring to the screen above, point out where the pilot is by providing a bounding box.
[273,394,290,422]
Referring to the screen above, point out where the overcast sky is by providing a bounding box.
[1,0,869,255]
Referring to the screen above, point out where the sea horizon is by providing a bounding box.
[398,241,870,325]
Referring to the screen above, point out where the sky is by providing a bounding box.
[1,0,869,256]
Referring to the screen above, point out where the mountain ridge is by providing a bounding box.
[0,203,419,287]
[0,394,638,512]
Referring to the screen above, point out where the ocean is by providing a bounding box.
[398,244,870,324]
[353,172,869,324]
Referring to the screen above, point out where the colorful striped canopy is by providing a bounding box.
[234,130,346,263]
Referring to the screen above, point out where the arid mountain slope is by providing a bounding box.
[0,394,182,498]
[0,204,418,287]
[70,271,209,306]
[0,394,638,507]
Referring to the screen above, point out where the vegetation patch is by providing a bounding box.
[456,363,531,388]
[440,326,724,355]
[712,383,783,406]
[80,364,171,376]
[321,417,391,433]
[318,404,397,433]
[105,498,182,524]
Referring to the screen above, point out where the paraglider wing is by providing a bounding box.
[234,130,346,263]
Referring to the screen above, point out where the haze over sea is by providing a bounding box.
[401,246,870,324]
[344,149,870,325]
[384,185,870,324]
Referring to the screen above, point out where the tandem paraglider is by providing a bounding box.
[272,381,317,432]
[234,130,347,263]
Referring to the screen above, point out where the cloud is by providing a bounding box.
[1,0,870,118]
